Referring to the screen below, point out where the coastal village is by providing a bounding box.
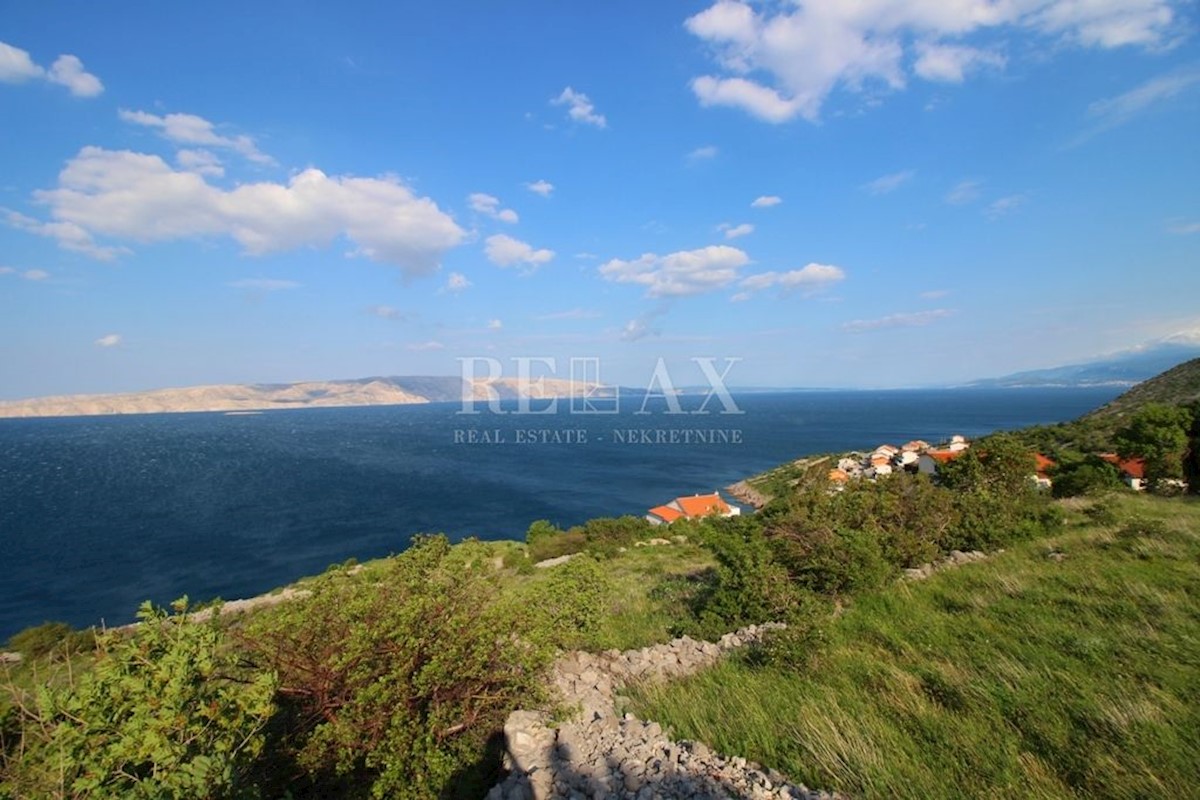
[647,435,1157,523]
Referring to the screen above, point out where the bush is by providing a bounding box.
[525,519,586,562]
[2,600,277,799]
[516,555,610,650]
[5,622,94,661]
[242,536,559,800]
[1052,458,1124,498]
[769,523,893,596]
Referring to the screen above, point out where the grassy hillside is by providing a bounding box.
[629,493,1200,799]
[1086,357,1200,423]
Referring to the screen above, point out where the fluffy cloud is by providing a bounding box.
[864,169,915,195]
[0,41,103,96]
[620,306,669,342]
[718,222,754,239]
[913,43,1005,83]
[176,149,224,177]
[688,145,719,161]
[484,234,555,271]
[444,272,472,293]
[13,147,465,277]
[488,319,503,330]
[1166,220,1200,235]
[526,179,554,197]
[94,333,122,347]
[468,193,519,224]
[750,195,782,208]
[685,0,1178,122]
[600,245,750,298]
[842,308,954,333]
[552,87,607,128]
[119,109,273,165]
[735,263,845,299]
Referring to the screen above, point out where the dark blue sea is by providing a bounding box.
[0,388,1120,639]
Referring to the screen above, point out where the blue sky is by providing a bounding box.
[1,0,1198,398]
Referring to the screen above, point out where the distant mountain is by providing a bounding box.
[0,375,613,419]
[967,338,1200,389]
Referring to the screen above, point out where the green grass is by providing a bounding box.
[628,494,1200,799]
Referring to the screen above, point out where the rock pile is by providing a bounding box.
[902,548,989,580]
[488,624,833,800]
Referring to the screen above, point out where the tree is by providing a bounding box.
[1115,403,1194,485]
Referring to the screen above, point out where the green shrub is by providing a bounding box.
[516,555,610,650]
[2,600,276,799]
[525,519,587,562]
[5,622,94,662]
[1052,458,1124,498]
[769,524,893,596]
[242,536,557,800]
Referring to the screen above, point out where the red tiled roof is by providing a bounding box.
[1099,453,1146,479]
[1034,453,1056,473]
[925,449,963,463]
[828,468,850,483]
[675,493,731,517]
[648,505,683,523]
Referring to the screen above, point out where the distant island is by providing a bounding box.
[0,375,613,419]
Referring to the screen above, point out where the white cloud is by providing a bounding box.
[228,278,300,291]
[0,41,102,96]
[94,333,122,348]
[600,245,750,298]
[1085,68,1200,133]
[864,169,915,195]
[176,149,224,177]
[913,42,1005,83]
[444,272,472,293]
[488,318,503,330]
[688,144,720,161]
[14,147,465,277]
[985,194,1026,219]
[367,305,409,320]
[842,308,954,333]
[4,209,130,261]
[685,0,1178,123]
[920,288,951,299]
[484,234,555,271]
[1,266,52,281]
[526,179,554,197]
[0,42,43,82]
[47,55,103,97]
[945,179,982,205]
[406,340,445,351]
[535,308,602,321]
[468,192,519,224]
[552,87,607,128]
[1166,219,1200,235]
[737,263,845,297]
[119,109,273,164]
[718,222,755,239]
[750,195,782,208]
[620,306,669,342]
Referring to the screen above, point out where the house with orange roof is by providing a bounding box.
[1032,453,1056,489]
[828,468,850,489]
[917,448,965,476]
[901,440,930,453]
[1099,453,1148,491]
[646,491,741,525]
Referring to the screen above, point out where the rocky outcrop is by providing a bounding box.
[488,624,833,800]
[902,548,990,580]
